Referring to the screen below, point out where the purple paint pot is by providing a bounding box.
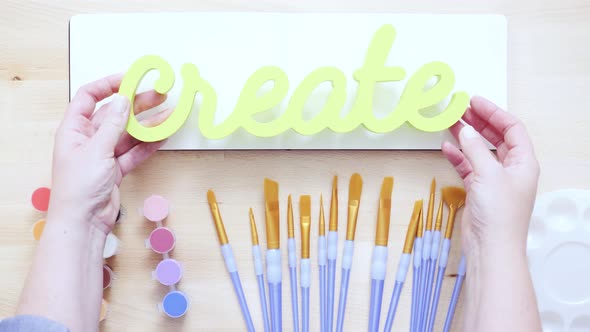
[155,258,183,286]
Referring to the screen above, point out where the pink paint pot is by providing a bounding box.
[103,264,114,289]
[31,187,50,212]
[154,258,183,286]
[147,227,176,254]
[143,195,169,222]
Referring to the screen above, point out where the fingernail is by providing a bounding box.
[111,94,130,114]
[460,125,478,140]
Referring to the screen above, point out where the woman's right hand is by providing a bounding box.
[442,96,540,255]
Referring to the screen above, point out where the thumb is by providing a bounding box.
[458,124,498,174]
[93,94,130,154]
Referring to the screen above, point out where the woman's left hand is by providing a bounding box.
[48,74,171,234]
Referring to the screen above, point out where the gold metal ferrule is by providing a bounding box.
[207,190,229,245]
[417,205,424,238]
[319,195,326,236]
[346,173,363,241]
[434,199,444,231]
[402,200,423,253]
[300,195,311,259]
[249,208,259,246]
[287,195,295,239]
[264,178,280,249]
[375,177,394,246]
[329,176,338,232]
[426,178,436,231]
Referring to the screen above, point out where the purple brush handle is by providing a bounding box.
[327,259,336,332]
[230,271,255,332]
[335,268,351,332]
[269,281,282,332]
[320,265,327,332]
[289,267,300,332]
[368,279,385,332]
[423,258,437,329]
[418,259,430,331]
[257,274,271,332]
[443,256,466,332]
[383,281,404,332]
[427,266,447,332]
[410,265,421,332]
[302,286,310,332]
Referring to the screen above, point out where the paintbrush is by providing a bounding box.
[426,186,466,332]
[287,195,300,332]
[335,173,363,332]
[249,208,271,332]
[383,200,423,332]
[411,203,424,332]
[424,198,444,330]
[318,195,327,332]
[327,176,338,332]
[418,178,436,331]
[300,195,312,332]
[368,177,394,332]
[264,178,282,332]
[207,190,255,332]
[443,255,466,332]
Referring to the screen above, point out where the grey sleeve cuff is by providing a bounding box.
[0,315,70,332]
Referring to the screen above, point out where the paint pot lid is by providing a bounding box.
[162,291,189,318]
[103,233,120,259]
[31,187,50,212]
[32,219,46,241]
[156,258,183,286]
[149,227,176,254]
[103,264,114,289]
[100,298,109,322]
[143,195,169,222]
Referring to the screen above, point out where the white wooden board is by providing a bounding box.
[69,13,506,150]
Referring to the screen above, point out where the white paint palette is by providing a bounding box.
[69,13,507,150]
[528,190,590,331]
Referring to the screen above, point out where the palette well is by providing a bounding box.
[155,259,183,286]
[528,189,590,331]
[31,187,50,212]
[161,291,190,319]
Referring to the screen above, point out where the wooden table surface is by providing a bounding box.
[1,1,589,331]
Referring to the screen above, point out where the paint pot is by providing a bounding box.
[100,298,109,322]
[161,290,189,318]
[103,233,120,259]
[32,219,46,241]
[31,187,50,212]
[154,258,183,286]
[103,264,114,289]
[143,195,170,222]
[147,227,176,254]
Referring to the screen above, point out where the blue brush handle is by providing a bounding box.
[230,271,255,332]
[383,281,404,332]
[302,286,310,332]
[427,266,446,332]
[443,274,464,332]
[269,281,282,332]
[335,268,351,332]
[368,279,384,332]
[410,266,421,332]
[417,259,429,332]
[289,267,299,332]
[423,258,437,330]
[257,274,271,332]
[327,259,336,332]
[320,265,327,332]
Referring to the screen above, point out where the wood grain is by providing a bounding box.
[1,1,589,331]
